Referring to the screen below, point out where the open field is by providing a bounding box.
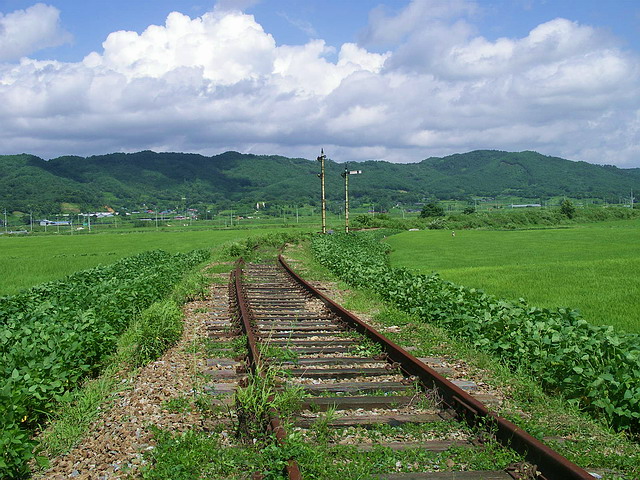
[0,226,314,295]
[385,218,640,333]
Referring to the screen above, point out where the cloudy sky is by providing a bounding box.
[0,0,639,167]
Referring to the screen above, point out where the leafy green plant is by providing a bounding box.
[259,343,299,363]
[163,396,191,413]
[419,202,445,218]
[312,232,640,432]
[0,249,209,478]
[310,407,338,443]
[349,337,383,357]
[560,199,576,219]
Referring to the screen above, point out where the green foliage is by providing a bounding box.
[419,202,445,218]
[351,206,640,232]
[222,231,309,261]
[235,367,305,442]
[2,150,640,212]
[141,427,258,480]
[560,199,577,218]
[171,270,209,303]
[0,249,209,479]
[128,299,183,367]
[462,206,476,214]
[141,427,305,480]
[312,232,640,432]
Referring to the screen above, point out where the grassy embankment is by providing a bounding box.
[0,226,315,295]
[385,218,640,333]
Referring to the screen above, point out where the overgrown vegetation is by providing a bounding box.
[284,240,639,478]
[0,249,209,479]
[235,367,305,442]
[312,232,640,432]
[352,205,640,231]
[419,201,445,218]
[223,231,310,262]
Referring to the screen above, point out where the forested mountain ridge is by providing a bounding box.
[1,150,638,212]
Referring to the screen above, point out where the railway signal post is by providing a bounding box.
[341,165,361,233]
[317,149,327,234]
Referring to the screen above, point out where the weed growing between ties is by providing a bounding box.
[235,367,305,443]
[259,343,300,363]
[142,366,307,479]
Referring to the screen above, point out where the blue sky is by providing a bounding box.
[0,0,639,166]
[4,1,640,59]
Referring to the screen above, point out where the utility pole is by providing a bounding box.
[317,149,327,234]
[341,165,361,233]
[3,208,7,234]
[631,190,635,209]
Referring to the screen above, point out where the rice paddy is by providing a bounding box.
[385,219,640,333]
[0,227,312,296]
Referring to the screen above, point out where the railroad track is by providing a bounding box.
[230,256,595,480]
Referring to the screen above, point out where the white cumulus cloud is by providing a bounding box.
[0,3,71,61]
[0,1,638,168]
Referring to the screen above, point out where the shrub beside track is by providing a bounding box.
[312,232,640,433]
[0,249,209,478]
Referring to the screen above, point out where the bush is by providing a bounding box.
[419,202,445,218]
[312,232,640,432]
[560,199,576,219]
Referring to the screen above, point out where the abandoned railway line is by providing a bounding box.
[222,255,597,480]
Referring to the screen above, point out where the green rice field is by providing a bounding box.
[385,219,640,333]
[0,226,312,296]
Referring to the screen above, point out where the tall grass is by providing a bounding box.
[385,219,640,333]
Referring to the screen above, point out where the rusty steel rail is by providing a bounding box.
[277,254,594,480]
[231,262,302,480]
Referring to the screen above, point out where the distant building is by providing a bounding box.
[39,220,70,226]
[511,204,542,208]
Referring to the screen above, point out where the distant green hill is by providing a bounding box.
[1,150,638,213]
